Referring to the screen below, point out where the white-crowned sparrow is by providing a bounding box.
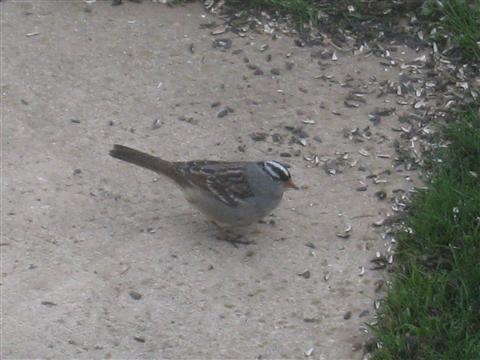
[110,144,297,241]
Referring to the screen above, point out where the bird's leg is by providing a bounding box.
[209,220,254,247]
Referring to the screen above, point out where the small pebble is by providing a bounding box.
[285,61,294,70]
[343,311,352,320]
[270,68,281,76]
[129,291,142,300]
[298,270,311,279]
[375,190,387,200]
[217,108,229,118]
[294,39,305,47]
[41,301,57,307]
[271,133,283,143]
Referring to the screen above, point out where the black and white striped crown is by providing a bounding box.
[262,161,291,182]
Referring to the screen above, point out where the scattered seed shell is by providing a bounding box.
[152,118,162,129]
[388,254,394,264]
[374,280,384,293]
[211,25,227,35]
[217,108,229,118]
[359,266,365,276]
[259,43,269,52]
[250,132,268,141]
[304,347,314,357]
[336,231,350,239]
[359,149,370,157]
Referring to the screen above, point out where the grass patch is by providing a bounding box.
[372,105,480,359]
[422,0,480,60]
[441,0,480,60]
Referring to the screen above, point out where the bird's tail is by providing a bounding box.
[109,144,176,178]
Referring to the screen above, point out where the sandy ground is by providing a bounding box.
[2,1,422,359]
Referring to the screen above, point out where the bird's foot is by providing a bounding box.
[210,221,254,247]
[226,235,255,247]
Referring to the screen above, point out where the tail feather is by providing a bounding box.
[109,144,174,177]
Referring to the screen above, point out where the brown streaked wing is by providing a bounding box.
[176,161,254,208]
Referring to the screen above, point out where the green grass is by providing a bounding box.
[372,106,480,359]
[422,0,480,60]
[442,0,480,60]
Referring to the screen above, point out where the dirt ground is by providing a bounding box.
[2,1,423,359]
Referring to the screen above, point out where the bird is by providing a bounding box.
[109,144,298,244]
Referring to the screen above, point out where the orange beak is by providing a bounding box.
[285,179,299,190]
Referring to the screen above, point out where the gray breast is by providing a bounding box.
[181,163,285,227]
